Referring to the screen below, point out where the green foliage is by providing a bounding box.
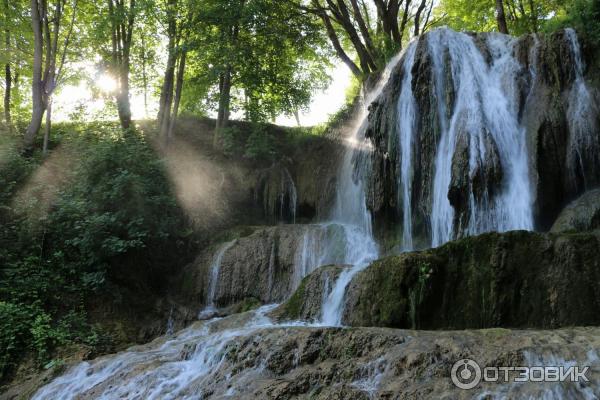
[186,0,330,122]
[244,124,276,160]
[0,124,188,381]
[434,0,598,39]
[563,0,600,46]
[220,125,244,156]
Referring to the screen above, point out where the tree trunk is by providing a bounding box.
[158,0,177,131]
[167,49,186,143]
[117,72,132,130]
[140,34,148,116]
[316,4,362,77]
[24,0,46,151]
[3,0,11,128]
[159,45,176,137]
[496,0,509,34]
[215,66,232,143]
[43,98,52,155]
[108,0,135,131]
[348,0,377,63]
[413,0,428,36]
[3,63,10,128]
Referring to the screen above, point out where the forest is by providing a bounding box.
[1,0,600,398]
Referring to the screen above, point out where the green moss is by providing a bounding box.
[283,277,308,319]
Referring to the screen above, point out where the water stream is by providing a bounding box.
[428,29,533,246]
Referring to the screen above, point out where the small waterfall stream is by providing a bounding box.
[565,28,600,190]
[320,49,410,326]
[396,43,418,251]
[198,240,236,318]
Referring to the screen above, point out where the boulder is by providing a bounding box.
[281,230,600,329]
[551,188,600,232]
[171,223,354,317]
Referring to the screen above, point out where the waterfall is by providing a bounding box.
[565,28,600,190]
[199,240,235,318]
[320,50,408,326]
[428,29,533,246]
[279,167,297,223]
[396,43,418,251]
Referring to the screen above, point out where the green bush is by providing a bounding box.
[244,124,276,160]
[0,125,189,381]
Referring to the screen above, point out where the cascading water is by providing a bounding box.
[396,44,418,251]
[198,240,236,318]
[565,28,600,189]
[428,29,533,246]
[279,167,298,223]
[320,49,410,326]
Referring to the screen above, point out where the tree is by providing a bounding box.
[297,0,435,78]
[2,0,12,129]
[496,0,509,33]
[23,0,78,153]
[157,0,192,143]
[436,0,566,35]
[106,0,136,130]
[191,0,329,139]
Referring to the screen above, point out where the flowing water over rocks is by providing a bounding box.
[32,307,600,399]
[30,27,600,399]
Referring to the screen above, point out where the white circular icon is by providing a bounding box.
[451,359,482,389]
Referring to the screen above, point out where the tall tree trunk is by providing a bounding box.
[159,44,176,137]
[158,0,177,131]
[215,66,232,143]
[167,49,186,143]
[3,63,10,127]
[140,34,148,116]
[117,68,132,130]
[43,98,52,155]
[315,3,362,77]
[108,0,135,130]
[496,0,509,34]
[348,0,377,63]
[24,0,46,151]
[413,0,428,36]
[3,0,11,128]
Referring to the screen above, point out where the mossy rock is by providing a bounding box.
[341,230,600,329]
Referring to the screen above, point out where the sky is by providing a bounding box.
[53,62,352,127]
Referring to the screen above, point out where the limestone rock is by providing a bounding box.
[551,189,600,232]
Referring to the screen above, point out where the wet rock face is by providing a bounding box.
[551,189,600,232]
[32,311,600,400]
[366,28,600,245]
[175,225,316,311]
[341,230,600,329]
[272,265,344,322]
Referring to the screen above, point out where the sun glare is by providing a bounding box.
[97,74,117,93]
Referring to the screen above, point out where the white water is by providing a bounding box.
[320,50,409,326]
[476,349,600,399]
[198,240,235,318]
[565,28,600,189]
[396,43,418,251]
[279,167,297,223]
[428,29,533,246]
[33,305,287,400]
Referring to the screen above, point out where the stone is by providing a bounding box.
[551,189,600,232]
